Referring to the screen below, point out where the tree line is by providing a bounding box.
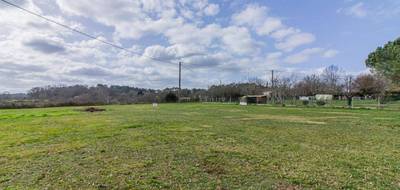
[0,65,396,108]
[207,65,393,102]
[0,37,399,108]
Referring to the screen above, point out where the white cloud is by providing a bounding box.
[203,4,219,16]
[275,33,316,52]
[221,26,257,55]
[0,0,334,92]
[265,52,283,66]
[165,23,220,48]
[271,27,300,41]
[143,45,177,61]
[323,49,339,58]
[56,0,220,39]
[284,48,324,64]
[256,17,283,36]
[267,52,283,60]
[338,2,368,18]
[232,4,283,36]
[338,1,400,20]
[164,23,257,56]
[232,4,268,28]
[232,3,316,52]
[284,48,339,64]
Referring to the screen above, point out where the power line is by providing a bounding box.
[0,0,176,66]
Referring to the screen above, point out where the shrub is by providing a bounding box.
[302,100,309,106]
[164,92,178,103]
[316,100,326,106]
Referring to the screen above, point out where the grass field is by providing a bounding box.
[1,104,400,189]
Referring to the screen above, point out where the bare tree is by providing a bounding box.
[321,65,342,95]
[343,75,354,107]
[353,74,387,98]
[294,74,324,96]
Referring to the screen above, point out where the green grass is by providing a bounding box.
[1,104,400,189]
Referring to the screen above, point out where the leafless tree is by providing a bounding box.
[321,65,343,95]
[294,74,324,96]
[353,74,387,98]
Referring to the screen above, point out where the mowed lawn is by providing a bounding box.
[0,104,400,189]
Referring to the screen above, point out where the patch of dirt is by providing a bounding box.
[200,155,226,175]
[84,107,106,112]
[202,161,225,175]
[182,112,201,116]
[320,116,359,120]
[241,114,326,125]
[227,109,243,112]
[320,111,368,116]
[211,145,248,154]
[274,182,302,190]
[164,126,202,132]
[373,117,396,120]
[0,156,9,167]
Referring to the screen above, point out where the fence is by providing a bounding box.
[201,97,400,110]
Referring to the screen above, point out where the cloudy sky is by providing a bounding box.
[0,0,399,93]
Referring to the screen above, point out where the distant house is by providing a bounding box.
[315,94,333,101]
[263,91,272,97]
[179,97,191,102]
[299,96,311,101]
[240,95,268,105]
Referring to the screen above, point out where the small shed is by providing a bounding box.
[179,97,191,102]
[315,94,333,101]
[299,96,311,101]
[240,95,268,105]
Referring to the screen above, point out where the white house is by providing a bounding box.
[315,94,333,101]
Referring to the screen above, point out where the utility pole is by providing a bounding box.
[271,70,275,104]
[178,61,182,101]
[347,75,353,108]
[271,70,274,88]
[349,76,353,108]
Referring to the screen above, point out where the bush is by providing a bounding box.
[302,100,309,106]
[316,100,326,106]
[164,92,178,103]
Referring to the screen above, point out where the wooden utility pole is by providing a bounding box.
[271,70,275,88]
[347,76,353,108]
[178,61,182,101]
[271,70,275,104]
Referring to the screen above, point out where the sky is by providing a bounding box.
[0,0,399,93]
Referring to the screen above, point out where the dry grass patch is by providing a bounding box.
[241,114,326,125]
[201,124,213,128]
[373,117,397,120]
[319,111,367,116]
[274,182,302,190]
[319,116,359,120]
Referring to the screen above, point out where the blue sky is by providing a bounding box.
[0,0,399,92]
